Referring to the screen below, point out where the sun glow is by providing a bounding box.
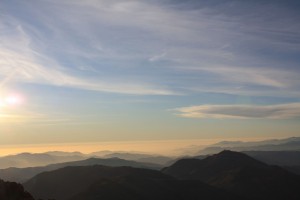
[0,94,24,108]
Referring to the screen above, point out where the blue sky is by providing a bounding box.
[0,0,300,152]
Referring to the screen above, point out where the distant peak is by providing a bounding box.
[218,150,240,155]
[209,150,266,167]
[216,150,253,158]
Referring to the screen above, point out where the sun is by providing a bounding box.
[6,96,21,106]
[0,94,23,108]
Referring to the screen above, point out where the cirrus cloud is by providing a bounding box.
[174,103,300,119]
[1,0,300,98]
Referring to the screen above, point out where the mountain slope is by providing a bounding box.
[243,151,300,166]
[136,156,172,166]
[163,150,300,200]
[100,152,172,165]
[24,165,172,200]
[0,157,161,183]
[70,178,243,200]
[164,150,266,181]
[0,179,34,200]
[284,165,300,175]
[24,165,243,200]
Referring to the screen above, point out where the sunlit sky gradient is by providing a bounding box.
[1,0,300,154]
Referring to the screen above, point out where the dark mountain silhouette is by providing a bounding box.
[0,153,85,169]
[284,165,300,175]
[164,150,266,181]
[69,178,243,200]
[0,157,161,183]
[0,179,34,200]
[195,150,300,167]
[24,165,243,200]
[163,150,300,200]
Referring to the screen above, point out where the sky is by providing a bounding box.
[0,0,300,154]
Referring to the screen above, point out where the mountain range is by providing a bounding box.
[243,151,300,166]
[21,150,300,200]
[1,137,300,200]
[0,153,85,169]
[0,151,173,169]
[3,136,299,170]
[23,165,243,200]
[199,137,300,155]
[102,153,172,165]
[163,150,300,200]
[0,157,162,183]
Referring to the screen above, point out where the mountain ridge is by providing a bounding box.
[0,157,162,183]
[199,137,300,155]
[23,164,244,200]
[163,150,300,200]
[0,179,34,200]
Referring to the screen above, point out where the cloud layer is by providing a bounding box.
[1,0,300,97]
[174,103,300,119]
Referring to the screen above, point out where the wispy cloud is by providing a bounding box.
[1,0,300,97]
[174,103,300,119]
[0,18,174,95]
[0,48,175,95]
[149,52,167,62]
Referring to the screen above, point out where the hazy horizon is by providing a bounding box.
[0,136,293,157]
[1,0,300,155]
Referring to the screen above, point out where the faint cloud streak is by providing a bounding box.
[174,103,300,119]
[1,0,300,97]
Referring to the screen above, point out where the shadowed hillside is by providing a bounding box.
[0,157,161,183]
[0,179,34,200]
[163,150,300,200]
[243,151,300,166]
[24,165,243,200]
[100,152,172,165]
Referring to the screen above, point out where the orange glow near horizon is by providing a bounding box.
[0,140,214,157]
[0,137,274,157]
